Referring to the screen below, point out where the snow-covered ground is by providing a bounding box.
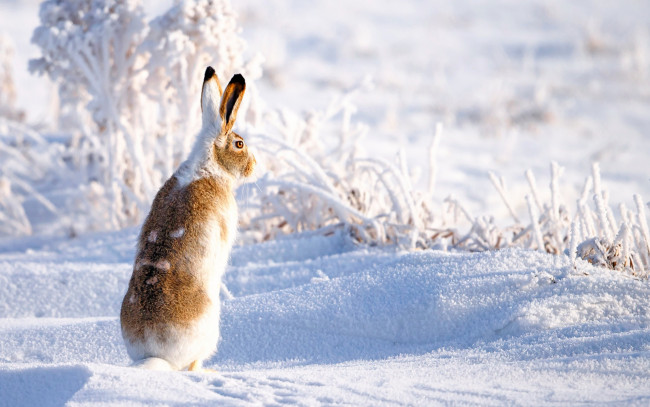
[1,229,649,405]
[1,0,650,405]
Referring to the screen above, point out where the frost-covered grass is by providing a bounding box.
[2,0,650,275]
[0,0,650,276]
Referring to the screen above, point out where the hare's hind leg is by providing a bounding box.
[188,360,217,373]
[188,360,202,371]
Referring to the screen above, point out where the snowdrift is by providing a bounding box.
[1,230,649,405]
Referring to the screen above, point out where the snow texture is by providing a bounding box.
[0,229,649,405]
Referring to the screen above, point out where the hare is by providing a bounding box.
[120,67,255,371]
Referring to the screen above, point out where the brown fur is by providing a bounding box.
[120,175,234,342]
[215,133,256,177]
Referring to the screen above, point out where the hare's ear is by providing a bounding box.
[201,66,223,129]
[219,74,246,134]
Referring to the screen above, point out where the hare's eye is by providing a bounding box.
[234,140,244,149]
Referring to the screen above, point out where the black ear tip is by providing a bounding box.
[231,73,245,86]
[204,66,216,82]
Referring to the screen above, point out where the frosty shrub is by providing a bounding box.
[30,0,151,228]
[237,78,435,249]
[29,0,261,230]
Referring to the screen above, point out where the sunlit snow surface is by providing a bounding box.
[1,0,650,405]
[0,229,649,405]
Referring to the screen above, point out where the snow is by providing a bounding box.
[1,229,649,405]
[1,0,650,405]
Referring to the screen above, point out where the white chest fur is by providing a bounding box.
[199,201,238,302]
